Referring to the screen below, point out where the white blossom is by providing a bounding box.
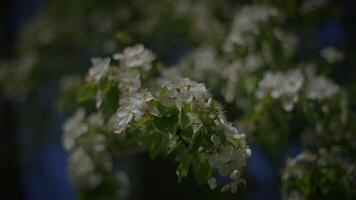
[163,78,209,108]
[63,109,88,151]
[306,76,339,101]
[208,177,217,189]
[320,46,344,63]
[115,91,153,134]
[87,57,111,83]
[256,69,304,111]
[113,44,155,70]
[68,147,102,188]
[118,69,141,93]
[224,5,279,51]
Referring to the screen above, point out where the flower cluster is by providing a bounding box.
[224,5,279,52]
[306,75,340,102]
[115,91,154,134]
[256,69,304,111]
[62,44,251,195]
[63,110,114,188]
[282,149,356,199]
[113,44,156,70]
[87,57,111,83]
[320,46,344,64]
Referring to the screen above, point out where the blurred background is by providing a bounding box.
[1,0,356,199]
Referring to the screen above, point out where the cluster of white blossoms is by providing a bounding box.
[306,75,339,102]
[112,76,251,192]
[162,79,251,193]
[256,69,305,111]
[113,44,156,70]
[85,44,156,108]
[207,124,251,193]
[114,91,154,134]
[282,148,355,200]
[68,147,101,187]
[63,43,251,194]
[63,109,88,151]
[63,110,113,188]
[224,4,279,51]
[320,46,344,63]
[161,78,210,109]
[87,57,111,83]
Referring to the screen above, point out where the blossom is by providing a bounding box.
[114,91,154,134]
[208,177,217,189]
[113,44,155,70]
[224,5,279,51]
[320,46,344,63]
[163,78,209,108]
[256,69,304,111]
[63,109,88,151]
[306,76,339,101]
[68,147,102,188]
[118,69,142,93]
[87,57,111,82]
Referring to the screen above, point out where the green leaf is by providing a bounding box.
[176,153,193,182]
[190,131,208,152]
[154,114,178,134]
[77,82,97,102]
[156,103,178,117]
[180,111,191,129]
[101,86,119,117]
[145,132,167,159]
[192,159,212,185]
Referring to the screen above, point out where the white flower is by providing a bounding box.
[164,78,209,108]
[114,91,153,134]
[68,147,106,188]
[208,177,217,189]
[306,76,339,101]
[87,57,111,82]
[256,69,304,111]
[207,145,249,177]
[320,46,344,63]
[118,69,141,93]
[63,109,88,151]
[224,5,279,51]
[113,44,155,70]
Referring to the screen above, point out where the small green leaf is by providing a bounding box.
[101,86,119,117]
[176,153,193,182]
[154,114,178,134]
[180,111,191,129]
[157,103,178,117]
[77,83,97,102]
[192,159,212,185]
[145,132,167,159]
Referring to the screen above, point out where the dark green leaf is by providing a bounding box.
[77,82,97,102]
[154,114,178,134]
